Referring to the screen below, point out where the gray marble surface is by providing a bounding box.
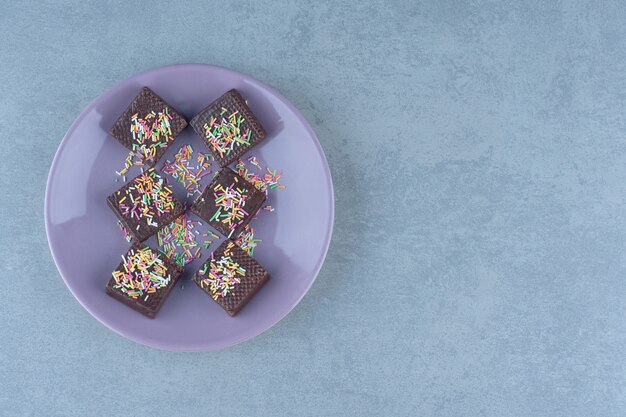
[2,1,626,416]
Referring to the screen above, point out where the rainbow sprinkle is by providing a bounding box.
[197,241,245,300]
[114,108,175,179]
[117,220,132,242]
[111,246,172,301]
[198,231,220,249]
[161,145,213,197]
[223,158,286,253]
[203,108,251,159]
[248,156,263,171]
[235,157,285,195]
[234,225,261,256]
[131,108,174,161]
[210,182,250,238]
[115,168,176,227]
[157,214,208,266]
[115,151,146,178]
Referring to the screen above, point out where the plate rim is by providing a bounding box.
[44,63,335,351]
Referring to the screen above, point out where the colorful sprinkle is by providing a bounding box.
[117,220,132,242]
[234,225,261,256]
[211,180,250,238]
[116,151,147,178]
[235,158,285,195]
[130,108,173,161]
[247,155,263,171]
[111,246,172,300]
[115,168,176,227]
[114,108,175,179]
[203,108,251,158]
[157,214,213,266]
[161,145,213,197]
[197,241,245,299]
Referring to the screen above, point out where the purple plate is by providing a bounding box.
[44,64,334,351]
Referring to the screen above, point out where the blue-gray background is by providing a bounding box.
[2,1,625,416]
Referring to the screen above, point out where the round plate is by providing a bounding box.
[45,64,334,351]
